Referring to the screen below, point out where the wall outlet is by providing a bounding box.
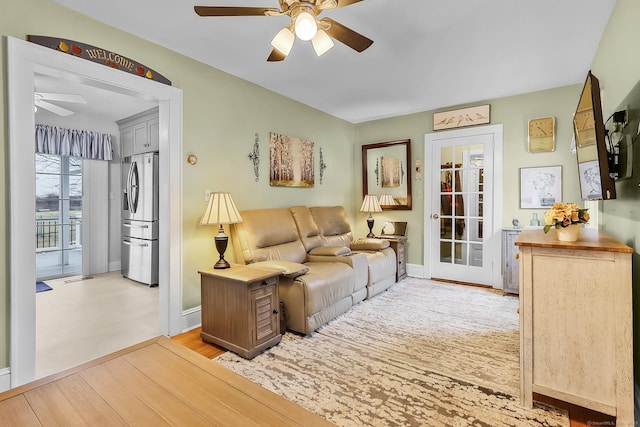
[204,189,211,202]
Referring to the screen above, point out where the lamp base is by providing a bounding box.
[366,216,375,238]
[214,226,230,269]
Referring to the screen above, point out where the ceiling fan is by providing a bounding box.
[194,0,373,61]
[34,92,87,117]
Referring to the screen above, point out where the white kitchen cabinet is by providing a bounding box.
[118,107,159,157]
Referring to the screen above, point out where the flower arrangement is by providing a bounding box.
[543,203,589,233]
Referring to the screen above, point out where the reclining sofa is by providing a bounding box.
[231,205,397,335]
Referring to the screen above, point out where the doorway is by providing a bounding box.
[7,36,184,387]
[423,125,503,287]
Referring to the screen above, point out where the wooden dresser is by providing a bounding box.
[515,228,633,423]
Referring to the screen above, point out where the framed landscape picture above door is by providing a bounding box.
[362,139,412,210]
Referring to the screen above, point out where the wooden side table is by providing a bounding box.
[380,236,407,281]
[198,265,282,359]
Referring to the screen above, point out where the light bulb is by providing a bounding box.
[294,11,317,41]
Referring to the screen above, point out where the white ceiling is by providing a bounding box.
[50,0,617,123]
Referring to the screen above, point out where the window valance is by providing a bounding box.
[35,124,113,160]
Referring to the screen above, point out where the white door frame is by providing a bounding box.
[7,37,184,387]
[423,124,503,288]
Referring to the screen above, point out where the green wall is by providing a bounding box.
[355,85,583,266]
[0,0,354,368]
[589,0,640,380]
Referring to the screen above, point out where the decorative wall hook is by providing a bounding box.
[319,148,327,184]
[186,154,198,165]
[248,133,260,182]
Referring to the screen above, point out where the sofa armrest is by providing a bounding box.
[350,238,390,251]
[308,246,352,256]
[247,260,309,279]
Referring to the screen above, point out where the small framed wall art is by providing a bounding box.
[433,104,490,131]
[520,165,562,209]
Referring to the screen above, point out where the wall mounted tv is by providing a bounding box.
[574,71,616,200]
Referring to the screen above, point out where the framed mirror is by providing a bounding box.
[362,139,412,210]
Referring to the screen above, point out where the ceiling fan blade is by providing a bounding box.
[35,100,74,116]
[323,18,373,52]
[267,49,287,62]
[37,92,87,104]
[194,6,280,16]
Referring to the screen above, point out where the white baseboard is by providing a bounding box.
[406,263,425,278]
[0,368,11,393]
[181,306,202,334]
[108,261,121,272]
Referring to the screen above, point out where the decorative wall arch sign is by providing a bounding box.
[27,35,172,85]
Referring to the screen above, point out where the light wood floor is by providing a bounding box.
[173,328,617,427]
[36,271,160,379]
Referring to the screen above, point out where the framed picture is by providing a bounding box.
[433,104,490,131]
[520,166,562,209]
[269,132,314,187]
[362,139,412,210]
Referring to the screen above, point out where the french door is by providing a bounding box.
[35,154,82,279]
[425,125,502,286]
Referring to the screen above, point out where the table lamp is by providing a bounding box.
[379,194,397,207]
[360,194,382,238]
[199,192,242,269]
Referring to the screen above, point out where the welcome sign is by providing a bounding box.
[28,35,172,86]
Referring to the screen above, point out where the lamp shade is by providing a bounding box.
[360,194,382,214]
[379,194,397,206]
[271,27,295,56]
[199,192,242,226]
[312,29,334,56]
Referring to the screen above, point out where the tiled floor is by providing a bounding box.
[35,271,160,379]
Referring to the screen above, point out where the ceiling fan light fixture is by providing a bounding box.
[311,29,334,56]
[294,11,317,41]
[271,27,295,56]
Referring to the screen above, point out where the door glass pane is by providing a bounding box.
[440,241,452,263]
[454,242,467,265]
[440,218,452,239]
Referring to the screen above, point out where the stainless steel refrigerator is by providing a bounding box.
[121,152,159,286]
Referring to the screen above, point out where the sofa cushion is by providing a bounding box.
[290,205,323,252]
[350,238,390,251]
[308,246,352,256]
[309,206,353,247]
[232,208,308,264]
[247,260,309,278]
[297,262,354,315]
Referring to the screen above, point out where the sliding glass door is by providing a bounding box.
[35,154,83,279]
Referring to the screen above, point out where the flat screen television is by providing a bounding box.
[574,71,616,200]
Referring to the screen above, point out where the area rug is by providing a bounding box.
[214,278,569,427]
[36,281,52,293]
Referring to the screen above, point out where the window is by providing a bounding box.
[35,154,82,279]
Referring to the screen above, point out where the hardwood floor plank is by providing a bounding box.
[171,327,224,359]
[124,341,316,426]
[163,335,335,427]
[24,375,122,426]
[78,362,174,426]
[0,396,42,427]
[80,358,211,427]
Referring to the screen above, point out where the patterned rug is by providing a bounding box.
[215,278,569,427]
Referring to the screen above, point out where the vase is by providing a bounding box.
[556,224,580,242]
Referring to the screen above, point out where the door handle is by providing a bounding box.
[432,214,439,219]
